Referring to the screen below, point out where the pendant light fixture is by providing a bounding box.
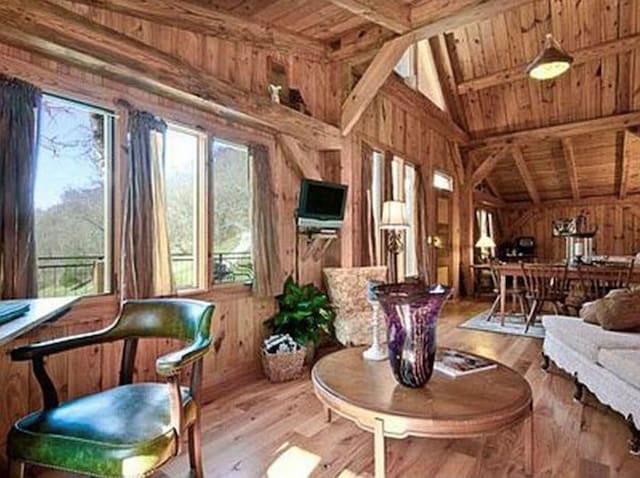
[526,33,573,80]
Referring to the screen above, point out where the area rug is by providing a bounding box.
[458,310,545,339]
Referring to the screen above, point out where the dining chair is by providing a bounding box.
[7,298,214,478]
[520,263,569,332]
[486,260,527,326]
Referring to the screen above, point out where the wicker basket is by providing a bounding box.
[261,346,306,383]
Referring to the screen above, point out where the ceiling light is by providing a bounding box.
[526,33,573,80]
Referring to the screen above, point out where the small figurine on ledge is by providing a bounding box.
[268,84,282,104]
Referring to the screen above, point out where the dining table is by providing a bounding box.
[495,262,640,320]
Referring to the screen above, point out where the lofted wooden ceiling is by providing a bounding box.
[2,0,639,204]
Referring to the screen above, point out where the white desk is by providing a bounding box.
[0,297,79,347]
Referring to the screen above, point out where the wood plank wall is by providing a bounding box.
[0,6,463,465]
[502,201,640,261]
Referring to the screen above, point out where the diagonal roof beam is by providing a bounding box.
[64,0,329,60]
[340,0,533,136]
[561,138,580,200]
[511,145,541,205]
[0,0,342,150]
[469,146,510,187]
[328,0,411,34]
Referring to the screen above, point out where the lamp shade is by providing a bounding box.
[475,235,496,249]
[380,200,409,230]
[526,33,573,80]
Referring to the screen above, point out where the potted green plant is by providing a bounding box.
[264,276,335,362]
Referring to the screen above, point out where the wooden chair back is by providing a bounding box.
[521,263,569,300]
[578,259,635,300]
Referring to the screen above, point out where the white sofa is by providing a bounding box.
[542,315,640,455]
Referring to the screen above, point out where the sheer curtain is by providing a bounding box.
[120,110,174,300]
[360,142,375,266]
[0,76,41,299]
[250,143,282,297]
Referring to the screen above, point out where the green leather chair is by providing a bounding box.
[6,298,214,478]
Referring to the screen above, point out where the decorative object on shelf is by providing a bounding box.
[375,283,451,388]
[380,200,409,283]
[527,33,573,80]
[475,235,496,262]
[261,334,306,382]
[288,88,310,115]
[264,276,335,363]
[362,279,387,361]
[268,84,282,103]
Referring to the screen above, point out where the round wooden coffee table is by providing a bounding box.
[312,347,533,478]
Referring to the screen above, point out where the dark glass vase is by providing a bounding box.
[375,284,451,388]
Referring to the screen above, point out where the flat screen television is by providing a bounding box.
[297,179,348,230]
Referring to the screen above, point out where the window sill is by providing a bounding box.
[179,283,255,301]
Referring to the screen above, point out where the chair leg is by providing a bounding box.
[188,420,204,478]
[487,295,500,321]
[8,460,25,478]
[627,415,640,456]
[573,373,584,402]
[541,352,550,372]
[524,300,538,333]
[518,295,527,316]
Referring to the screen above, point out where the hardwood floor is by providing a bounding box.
[37,300,640,477]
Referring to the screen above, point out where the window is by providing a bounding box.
[211,139,253,284]
[394,40,447,112]
[433,170,454,192]
[164,124,206,290]
[34,94,113,298]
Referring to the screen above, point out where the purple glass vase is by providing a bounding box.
[375,284,451,388]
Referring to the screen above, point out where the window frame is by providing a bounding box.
[209,136,254,288]
[35,92,116,299]
[164,121,208,293]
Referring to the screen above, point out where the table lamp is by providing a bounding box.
[475,235,496,262]
[380,200,409,282]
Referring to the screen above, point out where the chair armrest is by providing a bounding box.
[11,326,115,361]
[156,337,212,376]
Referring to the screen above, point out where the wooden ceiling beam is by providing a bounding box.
[466,111,640,149]
[511,145,540,205]
[340,0,532,136]
[484,177,503,201]
[341,35,413,135]
[277,134,323,180]
[328,0,410,34]
[473,189,505,209]
[508,194,640,210]
[561,138,580,200]
[62,0,329,60]
[448,141,466,186]
[0,0,342,150]
[469,146,510,187]
[458,33,640,94]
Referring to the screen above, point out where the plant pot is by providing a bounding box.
[375,283,451,388]
[261,347,306,383]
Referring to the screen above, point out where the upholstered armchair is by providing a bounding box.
[7,298,214,478]
[323,266,387,346]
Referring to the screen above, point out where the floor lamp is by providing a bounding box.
[380,200,409,283]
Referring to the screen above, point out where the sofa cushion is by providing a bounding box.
[542,315,640,362]
[579,288,640,331]
[598,349,640,389]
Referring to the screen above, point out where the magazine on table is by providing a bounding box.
[435,348,497,378]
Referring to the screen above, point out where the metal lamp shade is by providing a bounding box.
[527,34,573,80]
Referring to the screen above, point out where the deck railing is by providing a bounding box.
[37,252,253,297]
